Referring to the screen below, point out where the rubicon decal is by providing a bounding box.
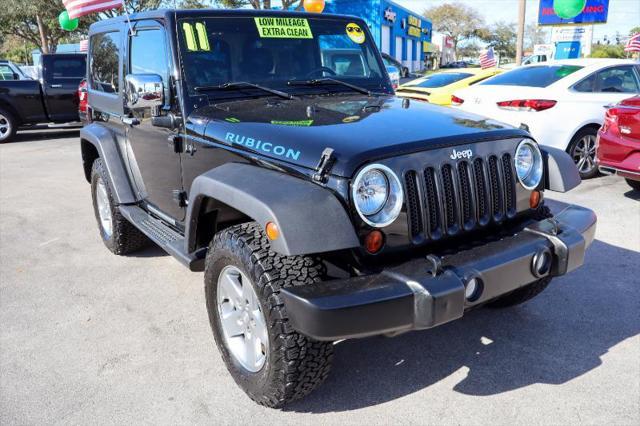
[450,148,473,160]
[225,132,301,161]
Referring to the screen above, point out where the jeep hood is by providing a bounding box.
[192,94,528,177]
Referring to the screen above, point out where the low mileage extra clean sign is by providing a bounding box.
[254,17,314,39]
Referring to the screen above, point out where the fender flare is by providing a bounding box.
[186,163,360,256]
[541,146,581,193]
[80,124,138,204]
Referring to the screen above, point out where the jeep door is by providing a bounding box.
[124,23,185,222]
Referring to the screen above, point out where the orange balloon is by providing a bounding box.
[303,0,325,13]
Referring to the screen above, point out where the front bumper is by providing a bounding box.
[281,200,597,341]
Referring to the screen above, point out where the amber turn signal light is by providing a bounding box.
[529,190,541,209]
[265,222,280,240]
[364,230,384,254]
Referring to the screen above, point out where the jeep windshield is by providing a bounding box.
[178,16,390,100]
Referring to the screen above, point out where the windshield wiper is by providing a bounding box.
[287,78,376,96]
[194,81,295,100]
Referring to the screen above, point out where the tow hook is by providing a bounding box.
[425,254,443,277]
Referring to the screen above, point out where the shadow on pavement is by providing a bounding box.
[289,239,640,413]
[7,128,81,144]
[624,189,640,201]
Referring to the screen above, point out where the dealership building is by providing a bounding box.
[323,0,434,72]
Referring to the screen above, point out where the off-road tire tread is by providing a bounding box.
[488,276,552,308]
[91,158,148,255]
[206,223,333,408]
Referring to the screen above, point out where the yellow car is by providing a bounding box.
[396,68,503,106]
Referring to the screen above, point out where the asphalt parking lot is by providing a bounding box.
[1,128,639,425]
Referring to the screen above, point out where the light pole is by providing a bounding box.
[516,0,526,65]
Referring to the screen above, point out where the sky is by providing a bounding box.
[395,0,640,43]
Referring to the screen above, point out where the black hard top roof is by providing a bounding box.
[90,8,360,30]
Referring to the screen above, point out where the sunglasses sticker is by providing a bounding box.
[346,23,365,44]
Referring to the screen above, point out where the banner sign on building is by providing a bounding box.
[538,0,609,25]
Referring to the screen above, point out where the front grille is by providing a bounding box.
[404,153,517,243]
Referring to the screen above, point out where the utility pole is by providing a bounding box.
[516,0,526,65]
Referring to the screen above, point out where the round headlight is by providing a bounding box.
[515,140,543,190]
[352,164,403,227]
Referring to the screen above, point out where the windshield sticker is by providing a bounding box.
[182,22,210,51]
[254,17,313,39]
[346,23,365,44]
[270,120,314,127]
[225,132,301,161]
[342,115,360,123]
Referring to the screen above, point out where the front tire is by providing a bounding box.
[0,108,17,143]
[205,223,333,408]
[568,128,599,179]
[626,178,640,192]
[488,277,552,308]
[90,158,148,254]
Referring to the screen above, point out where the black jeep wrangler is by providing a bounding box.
[80,9,596,407]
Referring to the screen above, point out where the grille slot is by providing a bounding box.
[501,153,516,216]
[458,161,473,227]
[402,151,517,244]
[423,167,441,238]
[404,171,423,240]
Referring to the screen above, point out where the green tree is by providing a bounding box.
[524,23,548,51]
[590,44,625,59]
[481,21,517,59]
[423,2,485,55]
[216,0,302,8]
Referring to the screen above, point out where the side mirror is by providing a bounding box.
[124,74,163,110]
[12,73,20,80]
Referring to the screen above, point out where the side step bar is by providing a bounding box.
[119,205,206,272]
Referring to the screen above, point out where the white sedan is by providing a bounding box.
[451,59,640,178]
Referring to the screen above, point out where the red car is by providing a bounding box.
[77,79,88,123]
[597,95,640,191]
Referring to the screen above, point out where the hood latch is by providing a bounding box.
[312,148,335,184]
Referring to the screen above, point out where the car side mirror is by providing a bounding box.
[12,73,20,80]
[124,74,164,110]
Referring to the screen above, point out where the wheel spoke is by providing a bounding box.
[577,157,586,171]
[220,310,244,338]
[242,278,257,308]
[220,271,243,301]
[253,313,268,346]
[245,335,258,368]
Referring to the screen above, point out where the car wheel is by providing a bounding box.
[626,178,640,192]
[90,158,149,254]
[488,277,552,308]
[568,128,599,179]
[205,223,333,408]
[0,108,17,143]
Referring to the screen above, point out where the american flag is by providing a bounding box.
[625,33,640,52]
[63,0,123,19]
[479,47,496,69]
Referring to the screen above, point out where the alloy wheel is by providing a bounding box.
[217,265,269,372]
[572,134,597,175]
[0,113,11,142]
[95,177,113,238]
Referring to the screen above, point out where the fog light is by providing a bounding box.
[364,230,384,254]
[531,248,552,277]
[465,277,482,301]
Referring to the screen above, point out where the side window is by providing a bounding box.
[48,58,86,84]
[90,32,120,94]
[130,28,169,83]
[573,74,596,92]
[0,65,16,80]
[596,66,639,93]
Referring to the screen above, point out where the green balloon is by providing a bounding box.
[553,0,586,19]
[59,11,79,31]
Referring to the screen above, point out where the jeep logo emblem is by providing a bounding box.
[450,148,473,160]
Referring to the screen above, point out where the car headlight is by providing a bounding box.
[515,139,543,190]
[352,164,403,227]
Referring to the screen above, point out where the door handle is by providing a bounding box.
[50,84,62,88]
[121,116,140,126]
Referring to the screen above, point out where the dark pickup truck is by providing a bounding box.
[0,53,86,142]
